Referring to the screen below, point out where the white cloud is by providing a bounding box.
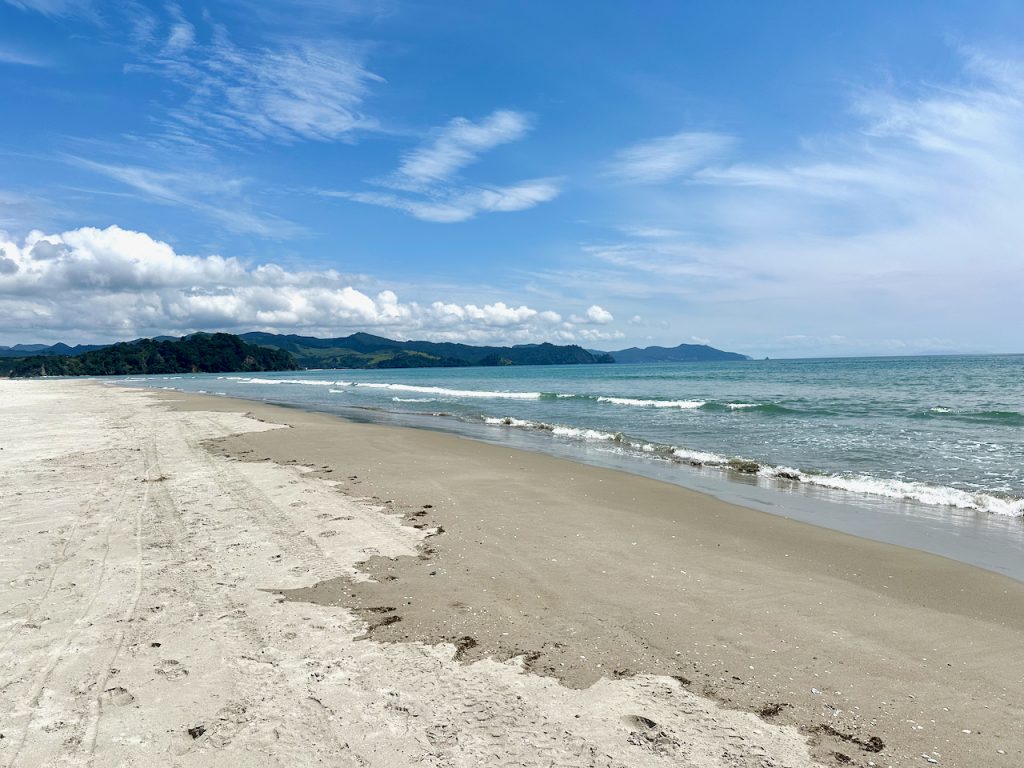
[606,131,735,183]
[0,225,616,345]
[126,11,381,145]
[66,157,301,237]
[396,110,531,186]
[618,225,683,239]
[162,4,195,56]
[3,0,91,17]
[567,52,1024,356]
[326,109,558,222]
[335,179,560,223]
[9,2,380,145]
[0,45,50,67]
[570,305,614,325]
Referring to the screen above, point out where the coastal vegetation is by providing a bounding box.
[1,331,754,377]
[1,333,297,378]
[238,331,614,368]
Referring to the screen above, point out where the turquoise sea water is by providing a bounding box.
[121,354,1024,519]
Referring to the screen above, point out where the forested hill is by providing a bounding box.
[0,332,749,376]
[239,331,614,368]
[2,333,298,378]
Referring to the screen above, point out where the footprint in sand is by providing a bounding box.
[101,686,136,706]
[155,659,189,681]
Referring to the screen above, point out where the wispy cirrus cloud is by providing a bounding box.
[572,50,1024,356]
[328,179,560,224]
[2,0,92,17]
[327,109,560,222]
[394,110,531,187]
[128,17,382,146]
[66,156,302,237]
[0,45,50,66]
[606,130,735,183]
[9,2,385,239]
[8,2,383,146]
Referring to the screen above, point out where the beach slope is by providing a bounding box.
[2,380,1022,767]
[0,380,823,767]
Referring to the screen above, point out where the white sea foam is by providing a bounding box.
[224,376,346,387]
[481,414,1024,517]
[355,383,541,400]
[484,416,537,428]
[725,403,759,409]
[328,389,346,394]
[392,397,434,402]
[929,406,954,413]
[485,416,621,442]
[671,447,730,465]
[760,466,1024,517]
[550,425,623,442]
[597,396,706,409]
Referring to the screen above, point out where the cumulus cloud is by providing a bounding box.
[606,131,735,183]
[570,305,614,324]
[328,109,560,222]
[0,225,616,345]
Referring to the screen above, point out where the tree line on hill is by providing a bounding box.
[1,331,749,377]
[1,333,296,378]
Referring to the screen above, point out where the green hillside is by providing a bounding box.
[2,333,298,378]
[239,332,614,368]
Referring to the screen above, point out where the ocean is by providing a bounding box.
[121,354,1024,516]
[115,353,1024,579]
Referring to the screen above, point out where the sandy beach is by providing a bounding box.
[2,380,1022,768]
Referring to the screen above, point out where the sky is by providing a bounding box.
[1,1,1022,357]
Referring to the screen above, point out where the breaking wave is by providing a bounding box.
[481,415,1024,517]
[353,383,541,400]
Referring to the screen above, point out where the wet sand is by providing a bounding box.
[173,389,1024,767]
[1,380,826,768]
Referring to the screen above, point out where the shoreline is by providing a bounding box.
[127,379,1024,583]
[4,379,831,768]
[163,386,1024,767]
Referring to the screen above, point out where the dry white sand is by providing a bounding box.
[0,380,823,767]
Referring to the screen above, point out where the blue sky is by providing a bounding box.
[1,0,1022,356]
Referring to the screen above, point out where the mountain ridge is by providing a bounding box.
[237,331,614,368]
[1,333,750,368]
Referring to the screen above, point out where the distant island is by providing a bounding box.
[606,342,750,363]
[1,331,750,377]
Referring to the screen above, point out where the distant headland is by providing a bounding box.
[1,331,749,377]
